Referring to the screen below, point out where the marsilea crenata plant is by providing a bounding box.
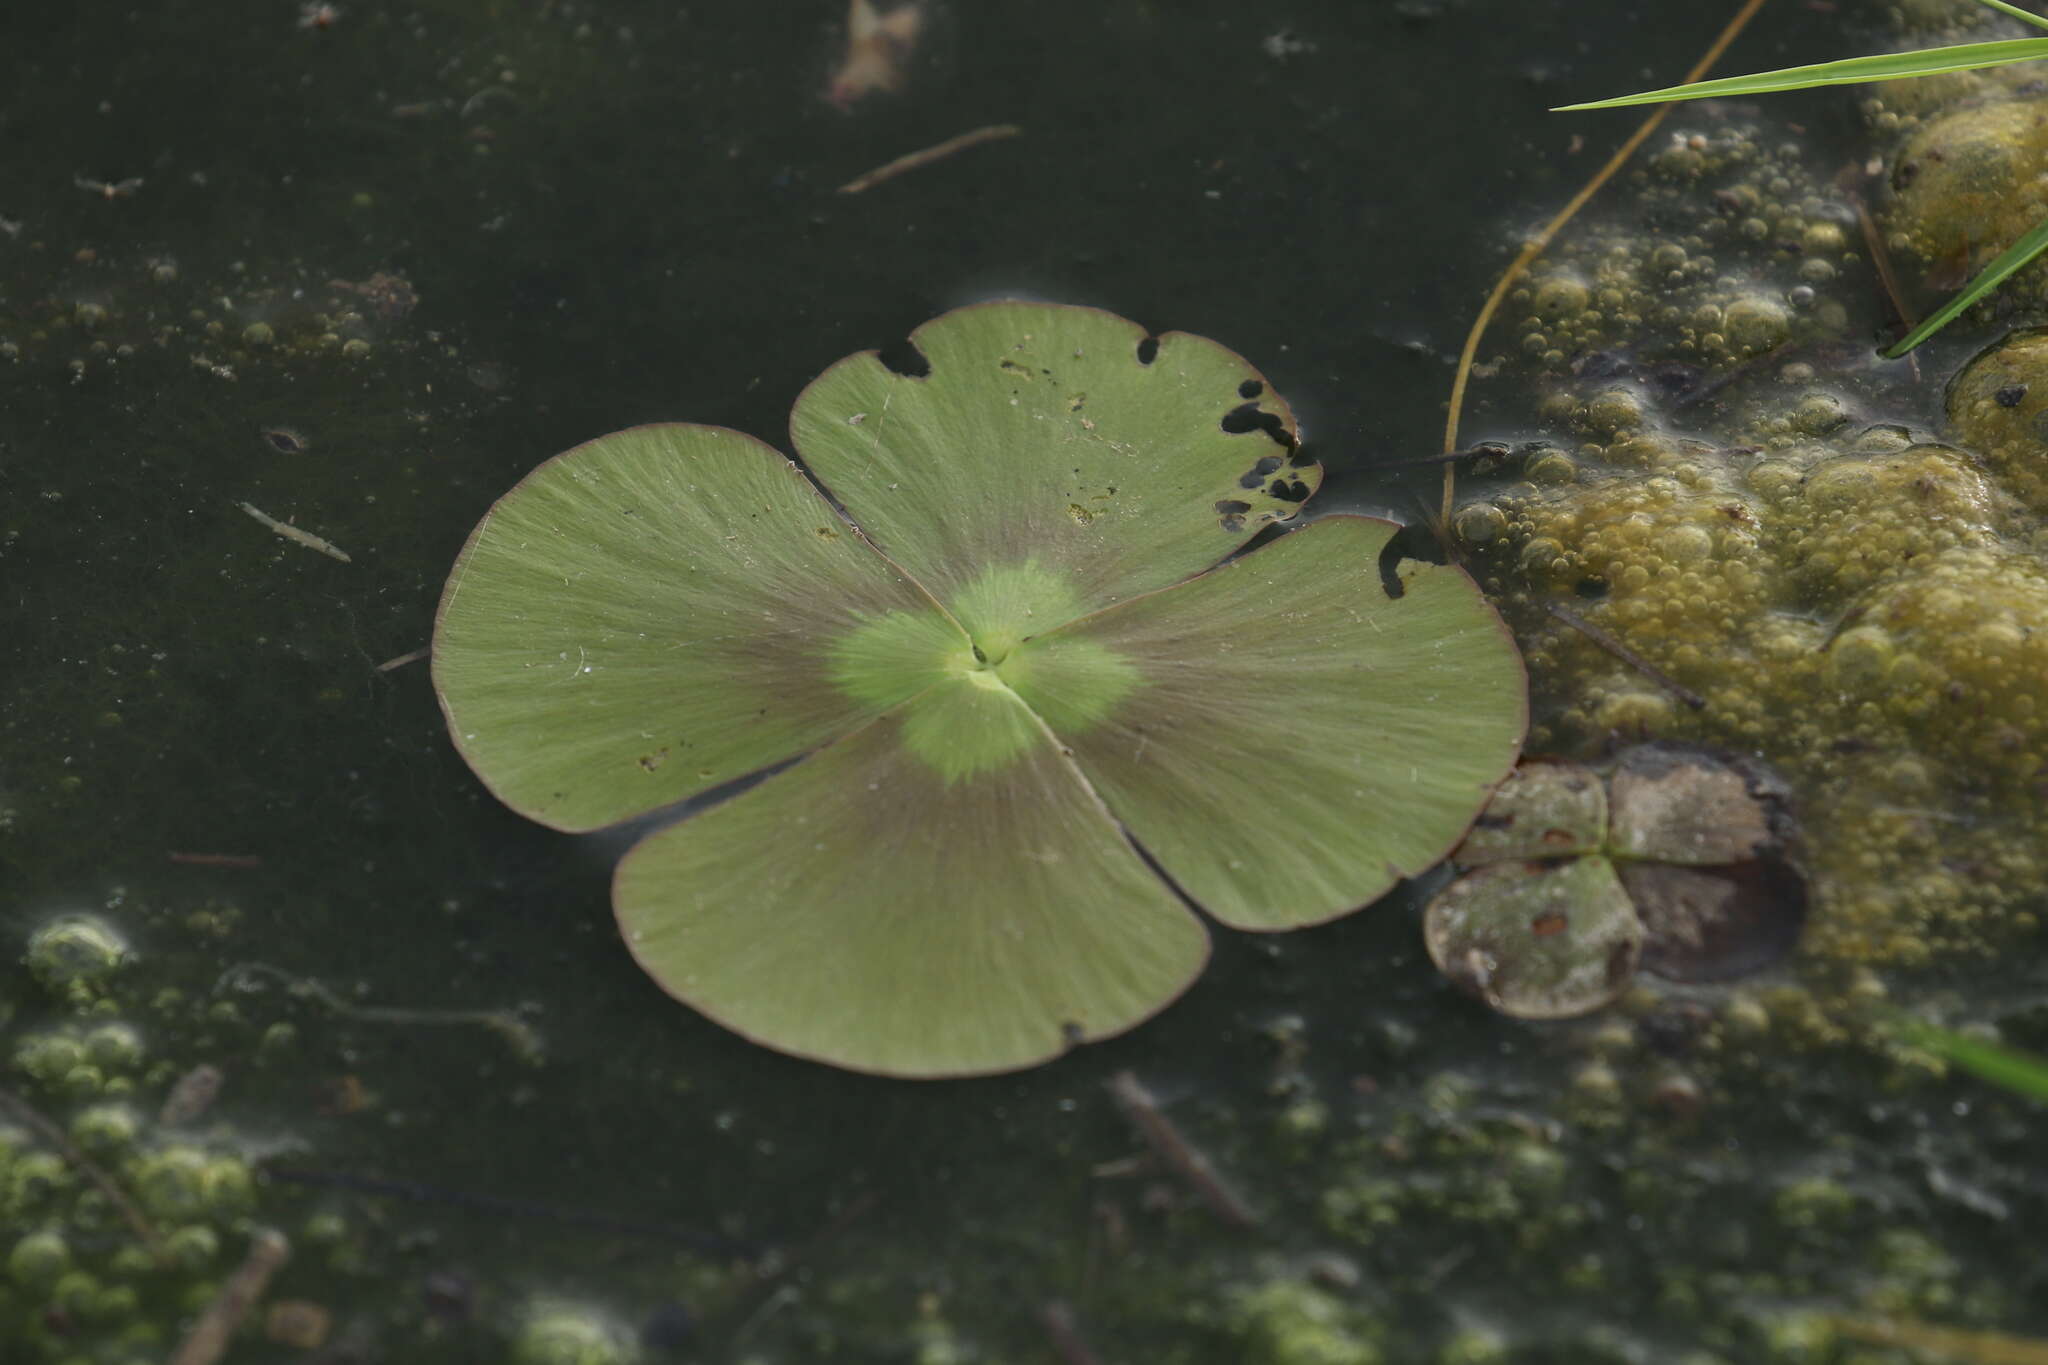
[432,301,1527,1077]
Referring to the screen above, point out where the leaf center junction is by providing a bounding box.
[828,562,1142,783]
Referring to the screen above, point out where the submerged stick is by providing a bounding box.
[1545,601,1708,711]
[238,501,353,562]
[1440,0,1771,530]
[168,851,264,868]
[1104,1070,1258,1228]
[168,1229,290,1365]
[838,123,1021,193]
[1038,1301,1105,1365]
[0,1085,165,1262]
[1851,190,1922,382]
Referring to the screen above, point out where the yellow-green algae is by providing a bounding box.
[1888,97,2048,300]
[1453,41,2048,974]
[1465,400,2046,964]
[1947,326,2048,515]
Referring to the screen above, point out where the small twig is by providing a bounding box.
[0,1085,166,1263]
[1038,1301,1105,1365]
[1104,1070,1259,1229]
[168,1229,290,1365]
[1852,190,1921,382]
[1853,194,1915,334]
[838,123,1021,194]
[238,501,353,562]
[168,851,264,868]
[1545,602,1707,711]
[374,646,429,673]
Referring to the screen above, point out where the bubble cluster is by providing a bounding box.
[1946,327,2048,516]
[1499,124,1859,372]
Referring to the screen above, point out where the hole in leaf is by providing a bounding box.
[1237,455,1283,490]
[1135,336,1160,366]
[1219,401,1295,455]
[1237,379,1264,399]
[1377,521,1448,600]
[877,338,932,378]
[1266,477,1311,502]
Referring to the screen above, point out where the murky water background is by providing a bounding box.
[10,2,2041,1361]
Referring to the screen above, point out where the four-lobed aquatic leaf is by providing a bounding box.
[434,301,1527,1077]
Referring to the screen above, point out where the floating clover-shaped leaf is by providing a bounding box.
[1424,745,1807,1021]
[434,302,1528,1076]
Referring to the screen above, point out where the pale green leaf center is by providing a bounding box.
[826,560,1142,782]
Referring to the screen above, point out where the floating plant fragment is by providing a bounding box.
[1425,744,1806,1018]
[433,301,1528,1076]
[1424,856,1642,1020]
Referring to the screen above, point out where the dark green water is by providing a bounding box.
[9,2,2041,1362]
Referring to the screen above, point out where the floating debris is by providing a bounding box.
[1105,1070,1258,1228]
[826,0,923,109]
[328,270,417,323]
[74,174,143,200]
[160,1063,227,1126]
[838,124,1023,195]
[1424,744,1806,1017]
[374,645,429,673]
[264,1299,333,1350]
[1425,855,1643,1019]
[238,501,353,563]
[168,1228,290,1365]
[167,851,264,868]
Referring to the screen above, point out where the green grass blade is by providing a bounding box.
[1884,212,2048,355]
[1895,1019,2048,1101]
[1976,0,2048,34]
[1552,38,2048,110]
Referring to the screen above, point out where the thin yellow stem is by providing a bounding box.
[1440,0,1773,531]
